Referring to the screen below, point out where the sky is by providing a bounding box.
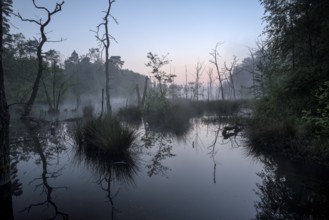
[10,0,265,84]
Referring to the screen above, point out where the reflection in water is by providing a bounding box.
[141,120,175,177]
[74,129,140,220]
[202,117,243,184]
[7,117,329,219]
[74,136,139,185]
[253,157,329,219]
[10,153,23,197]
[0,182,14,220]
[207,123,221,185]
[21,122,68,219]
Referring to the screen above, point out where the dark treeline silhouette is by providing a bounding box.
[244,0,329,164]
[3,33,147,114]
[0,0,13,219]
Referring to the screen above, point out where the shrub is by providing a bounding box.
[302,81,329,139]
[142,91,170,123]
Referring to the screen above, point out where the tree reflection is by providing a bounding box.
[203,117,243,184]
[74,130,140,220]
[253,157,329,220]
[141,120,175,177]
[20,121,68,220]
[145,135,175,177]
[207,123,221,184]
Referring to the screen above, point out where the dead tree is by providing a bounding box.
[207,67,214,101]
[223,55,238,100]
[210,43,225,100]
[136,84,141,105]
[16,0,64,119]
[141,76,149,106]
[184,66,188,99]
[94,0,117,116]
[193,61,206,101]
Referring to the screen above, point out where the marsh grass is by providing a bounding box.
[143,99,248,134]
[187,99,249,116]
[75,142,139,184]
[116,98,248,135]
[73,115,139,182]
[116,106,142,127]
[74,115,136,155]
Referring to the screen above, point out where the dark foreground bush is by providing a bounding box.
[245,118,329,165]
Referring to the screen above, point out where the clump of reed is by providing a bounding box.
[74,115,136,156]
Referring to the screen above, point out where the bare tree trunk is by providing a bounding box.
[185,67,188,99]
[22,37,44,118]
[55,82,67,112]
[136,84,141,106]
[18,1,64,118]
[141,76,148,106]
[210,43,225,100]
[52,63,56,110]
[194,62,205,101]
[215,63,225,100]
[105,50,111,115]
[93,0,118,116]
[207,68,214,101]
[99,88,104,120]
[103,0,115,116]
[41,77,53,111]
[224,56,238,100]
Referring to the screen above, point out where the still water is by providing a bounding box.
[9,118,329,220]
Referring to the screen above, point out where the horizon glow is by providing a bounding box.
[10,0,265,84]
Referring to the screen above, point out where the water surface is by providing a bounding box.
[8,118,329,219]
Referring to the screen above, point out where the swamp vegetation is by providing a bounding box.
[1,0,329,219]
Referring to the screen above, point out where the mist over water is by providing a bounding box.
[7,116,329,220]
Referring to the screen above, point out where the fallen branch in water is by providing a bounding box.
[222,124,243,139]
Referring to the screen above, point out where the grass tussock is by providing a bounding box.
[74,115,136,155]
[73,115,139,183]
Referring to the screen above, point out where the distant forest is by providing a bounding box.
[3,32,261,109]
[3,33,147,109]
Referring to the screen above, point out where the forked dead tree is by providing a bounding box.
[16,0,64,119]
[210,43,225,100]
[193,61,206,101]
[223,55,238,99]
[94,0,118,116]
[207,67,214,101]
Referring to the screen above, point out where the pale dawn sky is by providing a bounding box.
[10,0,265,83]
